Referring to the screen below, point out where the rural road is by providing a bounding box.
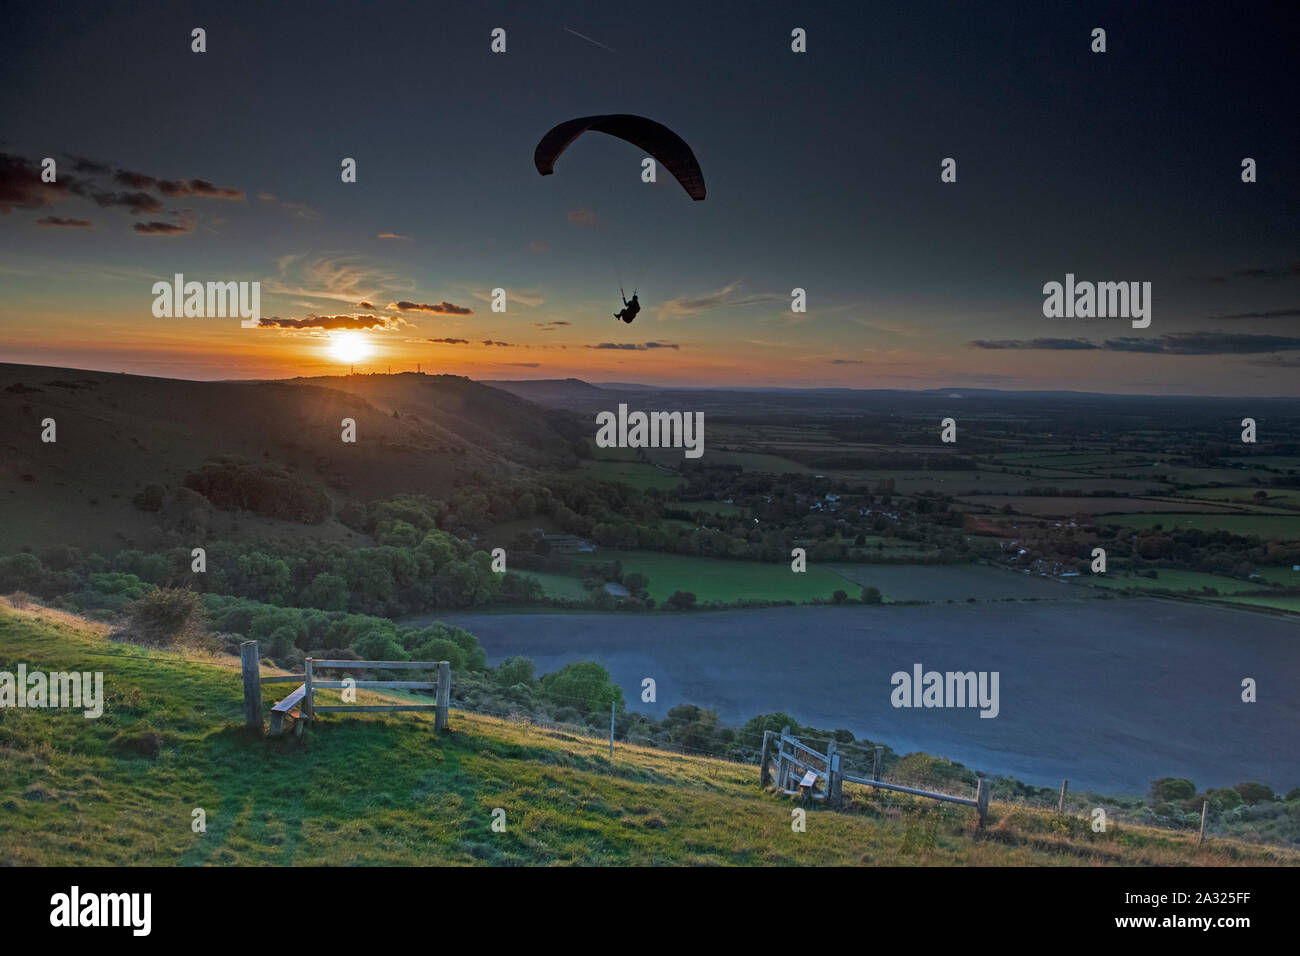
[429,599,1300,795]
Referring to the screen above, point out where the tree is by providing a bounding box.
[539,661,624,714]
[1233,782,1274,805]
[665,590,697,610]
[1151,777,1196,802]
[497,656,534,686]
[860,586,882,604]
[300,572,349,612]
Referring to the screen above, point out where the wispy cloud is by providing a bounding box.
[133,219,190,235]
[267,254,401,305]
[259,314,406,331]
[657,280,781,319]
[1204,263,1300,283]
[969,332,1300,354]
[389,300,473,315]
[1216,307,1300,320]
[586,341,680,350]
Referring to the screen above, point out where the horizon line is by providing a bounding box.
[1,360,1298,402]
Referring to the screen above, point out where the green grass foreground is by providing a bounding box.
[1,601,1295,867]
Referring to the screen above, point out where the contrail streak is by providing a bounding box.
[563,27,617,54]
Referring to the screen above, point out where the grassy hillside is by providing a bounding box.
[2,601,1295,866]
[0,365,582,552]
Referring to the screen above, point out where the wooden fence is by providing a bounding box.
[760,728,989,827]
[240,641,450,737]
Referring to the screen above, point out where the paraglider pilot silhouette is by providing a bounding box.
[615,291,640,323]
[533,114,705,330]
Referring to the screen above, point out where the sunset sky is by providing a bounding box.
[0,1,1296,394]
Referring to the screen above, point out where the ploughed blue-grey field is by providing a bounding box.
[432,599,1300,794]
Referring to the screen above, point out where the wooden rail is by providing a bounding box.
[760,729,990,826]
[239,642,451,737]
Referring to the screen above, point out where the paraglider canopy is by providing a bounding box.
[534,114,706,200]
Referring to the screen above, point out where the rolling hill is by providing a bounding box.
[0,364,584,552]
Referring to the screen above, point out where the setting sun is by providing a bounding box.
[329,332,371,364]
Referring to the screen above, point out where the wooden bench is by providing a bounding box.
[269,683,307,736]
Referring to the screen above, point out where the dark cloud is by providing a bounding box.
[1218,307,1300,320]
[36,216,93,227]
[114,169,243,199]
[506,362,541,367]
[1111,333,1300,354]
[165,178,243,199]
[482,339,516,347]
[1206,263,1300,283]
[1,153,242,223]
[389,300,473,315]
[533,321,570,330]
[0,153,70,212]
[968,332,1300,355]
[113,170,156,190]
[259,314,400,330]
[83,188,163,214]
[65,155,111,175]
[428,337,470,344]
[829,358,863,364]
[969,338,1099,350]
[358,301,376,310]
[133,220,190,234]
[586,341,680,351]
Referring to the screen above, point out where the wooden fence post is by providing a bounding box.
[776,725,791,791]
[1198,800,1208,845]
[435,660,450,733]
[976,778,990,829]
[826,740,841,806]
[240,641,262,733]
[760,730,773,787]
[1058,779,1069,815]
[303,657,314,722]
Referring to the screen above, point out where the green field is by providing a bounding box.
[704,450,813,473]
[3,603,1291,866]
[578,459,685,491]
[1254,565,1300,586]
[1080,570,1271,595]
[666,500,748,516]
[1173,486,1300,507]
[516,571,595,601]
[956,495,1240,516]
[1097,513,1300,539]
[1223,456,1300,470]
[578,550,853,603]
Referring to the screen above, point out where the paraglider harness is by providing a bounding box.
[615,287,640,323]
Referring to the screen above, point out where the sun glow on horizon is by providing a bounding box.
[329,332,371,364]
